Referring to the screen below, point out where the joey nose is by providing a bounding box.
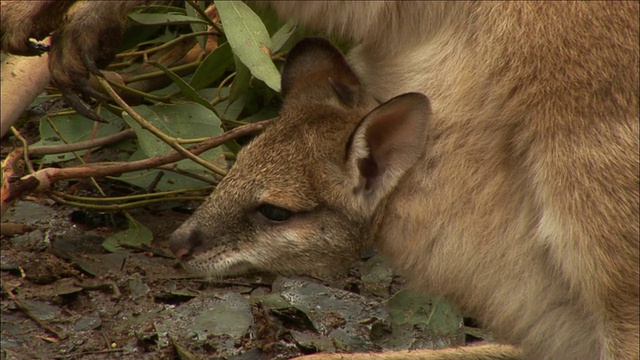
[168,228,204,261]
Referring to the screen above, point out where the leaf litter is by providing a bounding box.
[1,199,477,359]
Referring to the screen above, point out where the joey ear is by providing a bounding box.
[281,37,362,106]
[347,93,431,206]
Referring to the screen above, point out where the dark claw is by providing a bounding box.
[82,52,103,77]
[85,82,112,104]
[70,72,111,103]
[60,89,108,123]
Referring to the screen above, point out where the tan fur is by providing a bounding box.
[297,345,522,360]
[1,1,638,359]
[294,344,523,360]
[171,3,639,360]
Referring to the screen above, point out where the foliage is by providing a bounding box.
[23,1,302,249]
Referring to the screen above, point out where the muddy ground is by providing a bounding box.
[1,115,488,360]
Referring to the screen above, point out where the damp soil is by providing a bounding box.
[1,196,487,360]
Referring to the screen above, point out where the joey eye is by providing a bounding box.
[257,204,293,222]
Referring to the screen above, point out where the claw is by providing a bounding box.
[82,52,103,77]
[59,88,108,123]
[70,72,111,103]
[86,85,112,104]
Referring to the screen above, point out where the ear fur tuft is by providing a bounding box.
[281,37,362,106]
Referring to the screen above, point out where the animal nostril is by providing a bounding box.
[172,247,191,261]
[168,228,203,261]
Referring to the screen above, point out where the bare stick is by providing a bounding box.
[28,129,136,156]
[0,120,270,218]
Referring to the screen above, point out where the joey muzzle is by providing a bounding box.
[168,226,205,261]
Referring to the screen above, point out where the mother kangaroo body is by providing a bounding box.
[173,3,640,359]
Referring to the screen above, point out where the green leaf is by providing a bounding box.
[376,289,464,350]
[229,55,252,105]
[360,254,393,298]
[197,87,246,120]
[29,93,59,110]
[387,290,460,331]
[190,42,234,90]
[216,0,281,92]
[128,13,208,26]
[102,218,153,253]
[121,102,224,173]
[186,1,208,50]
[149,61,216,112]
[134,29,178,48]
[33,110,126,164]
[134,4,186,14]
[270,21,297,53]
[119,25,163,53]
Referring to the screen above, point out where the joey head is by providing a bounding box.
[169,38,431,278]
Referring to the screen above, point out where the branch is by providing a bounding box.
[0,120,270,218]
[28,129,136,156]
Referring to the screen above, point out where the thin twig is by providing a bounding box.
[1,284,66,340]
[28,129,136,156]
[186,1,224,34]
[50,185,212,203]
[0,119,271,217]
[116,31,217,58]
[48,193,206,211]
[10,126,35,173]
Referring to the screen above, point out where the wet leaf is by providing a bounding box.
[173,340,199,360]
[360,254,393,298]
[289,329,336,353]
[34,110,125,164]
[102,218,153,253]
[122,102,223,171]
[129,273,151,303]
[72,253,130,277]
[274,277,389,352]
[150,62,216,112]
[191,42,234,90]
[377,289,465,351]
[128,13,208,26]
[73,315,102,331]
[154,290,199,303]
[270,21,297,53]
[216,1,281,92]
[19,299,62,321]
[192,292,253,338]
[250,293,290,310]
[29,278,82,298]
